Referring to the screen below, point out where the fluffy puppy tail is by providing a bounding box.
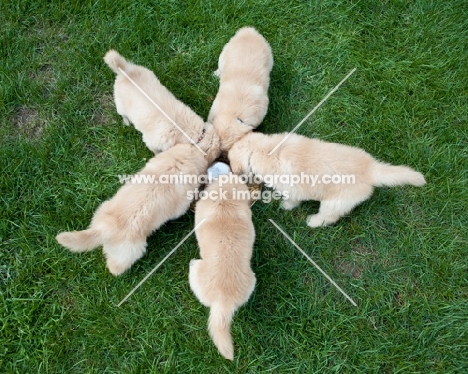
[371,161,426,187]
[103,49,133,75]
[208,301,236,361]
[56,229,102,252]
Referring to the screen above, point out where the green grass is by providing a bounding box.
[1,0,467,372]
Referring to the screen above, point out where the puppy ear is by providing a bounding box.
[238,121,253,133]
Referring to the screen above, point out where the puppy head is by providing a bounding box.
[228,135,253,175]
[206,173,251,205]
[213,114,253,152]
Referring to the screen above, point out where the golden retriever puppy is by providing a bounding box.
[228,132,426,227]
[207,27,273,151]
[56,129,220,276]
[189,176,256,360]
[104,49,208,154]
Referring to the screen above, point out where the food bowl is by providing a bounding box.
[189,157,262,212]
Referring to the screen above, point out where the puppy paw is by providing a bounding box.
[189,259,201,268]
[306,214,328,228]
[106,258,129,276]
[281,199,300,210]
[213,69,221,77]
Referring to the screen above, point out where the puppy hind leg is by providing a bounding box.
[121,115,130,126]
[280,199,301,211]
[103,241,147,276]
[307,198,364,228]
[244,271,257,303]
[188,259,201,293]
[214,48,226,78]
[113,93,130,126]
[189,260,210,307]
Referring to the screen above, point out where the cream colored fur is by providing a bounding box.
[228,132,426,227]
[208,27,273,151]
[104,49,211,155]
[189,176,256,360]
[57,133,219,276]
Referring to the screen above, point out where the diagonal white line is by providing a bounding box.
[117,67,207,155]
[269,219,357,307]
[268,67,356,155]
[117,219,206,307]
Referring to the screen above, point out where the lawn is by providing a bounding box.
[1,0,467,372]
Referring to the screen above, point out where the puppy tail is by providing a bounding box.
[371,161,426,188]
[56,229,102,252]
[103,49,133,75]
[208,301,235,360]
